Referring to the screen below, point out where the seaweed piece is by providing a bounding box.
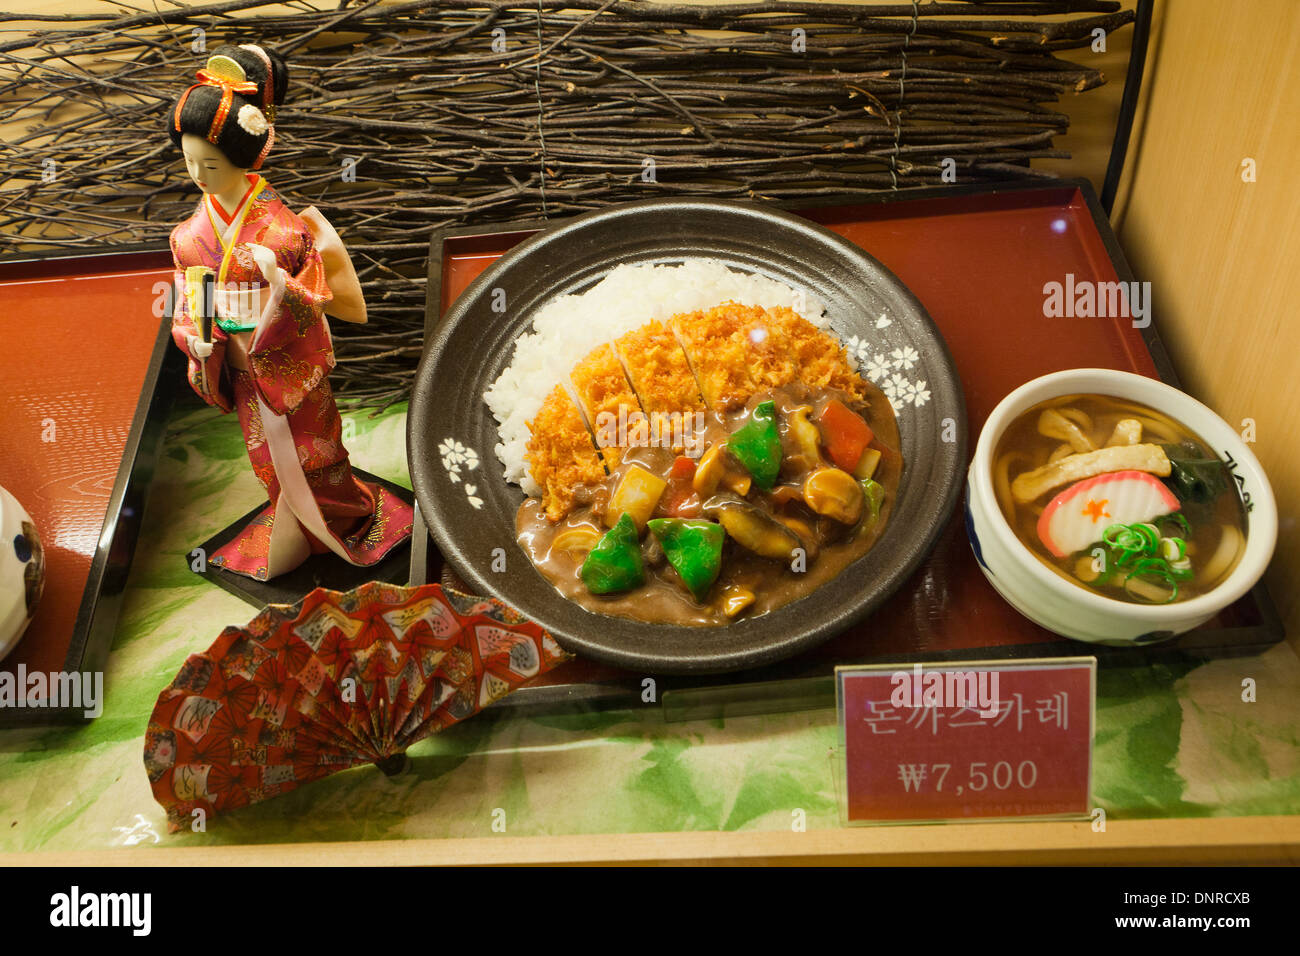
[1160,440,1230,506]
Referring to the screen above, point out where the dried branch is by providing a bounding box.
[0,0,1131,409]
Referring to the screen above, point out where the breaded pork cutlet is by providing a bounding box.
[525,384,607,522]
[728,303,801,392]
[763,306,869,403]
[615,320,705,416]
[614,319,705,448]
[568,343,644,470]
[671,302,868,411]
[525,304,869,521]
[670,304,761,412]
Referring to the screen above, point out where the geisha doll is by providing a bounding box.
[166,44,412,581]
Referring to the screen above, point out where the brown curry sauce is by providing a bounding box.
[516,380,902,625]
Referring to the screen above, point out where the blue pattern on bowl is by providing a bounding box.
[963,493,989,574]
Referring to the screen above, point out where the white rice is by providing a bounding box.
[484,259,827,495]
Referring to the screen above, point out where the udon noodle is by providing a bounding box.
[992,393,1247,604]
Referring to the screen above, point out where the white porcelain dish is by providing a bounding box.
[1,485,44,662]
[965,369,1277,645]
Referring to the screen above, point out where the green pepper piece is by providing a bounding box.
[647,518,725,602]
[859,478,885,524]
[727,400,781,491]
[579,513,645,594]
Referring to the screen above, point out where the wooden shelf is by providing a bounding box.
[7,816,1299,866]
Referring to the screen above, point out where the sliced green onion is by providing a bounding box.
[1100,521,1185,571]
[1133,523,1160,551]
[1157,512,1192,538]
[1124,558,1180,603]
[1158,536,1187,562]
[1101,524,1133,548]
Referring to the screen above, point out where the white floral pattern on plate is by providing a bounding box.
[438,438,483,509]
[843,313,931,414]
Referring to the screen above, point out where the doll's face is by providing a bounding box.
[181,134,247,197]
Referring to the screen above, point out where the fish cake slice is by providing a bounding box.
[569,343,643,470]
[525,384,607,522]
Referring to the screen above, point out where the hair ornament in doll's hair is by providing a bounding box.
[237,46,278,168]
[169,43,287,169]
[252,124,276,170]
[205,53,248,84]
[174,54,258,145]
[237,103,268,137]
[238,44,276,114]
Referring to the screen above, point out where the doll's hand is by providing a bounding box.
[247,243,282,284]
[187,335,214,360]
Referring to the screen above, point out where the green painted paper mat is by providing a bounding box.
[0,398,1297,851]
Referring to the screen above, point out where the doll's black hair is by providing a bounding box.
[167,44,288,169]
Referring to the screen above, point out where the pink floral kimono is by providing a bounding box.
[169,175,413,580]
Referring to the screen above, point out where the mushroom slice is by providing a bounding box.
[1038,408,1095,454]
[693,442,750,497]
[552,528,602,555]
[1105,418,1142,447]
[702,494,803,560]
[802,467,864,524]
[722,586,756,617]
[1011,443,1171,503]
[785,404,824,474]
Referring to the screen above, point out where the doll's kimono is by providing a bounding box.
[169,175,413,580]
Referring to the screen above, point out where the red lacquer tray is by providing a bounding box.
[414,180,1281,707]
[0,248,179,724]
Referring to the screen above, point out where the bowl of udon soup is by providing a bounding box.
[966,369,1276,645]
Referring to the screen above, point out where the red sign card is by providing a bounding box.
[836,658,1095,823]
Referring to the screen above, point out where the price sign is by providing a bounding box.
[836,658,1094,823]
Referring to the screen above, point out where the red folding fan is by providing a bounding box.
[144,581,570,831]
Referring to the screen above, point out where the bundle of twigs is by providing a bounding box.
[0,0,1132,409]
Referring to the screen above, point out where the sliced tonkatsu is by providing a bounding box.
[614,319,706,450]
[763,306,869,403]
[671,302,867,411]
[568,343,645,471]
[525,303,870,523]
[614,319,706,417]
[670,304,761,412]
[524,384,608,523]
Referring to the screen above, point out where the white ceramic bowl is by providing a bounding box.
[965,369,1277,645]
[0,486,44,662]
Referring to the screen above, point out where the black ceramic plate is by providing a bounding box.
[409,199,965,674]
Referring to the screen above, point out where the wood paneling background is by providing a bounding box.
[1112,0,1300,650]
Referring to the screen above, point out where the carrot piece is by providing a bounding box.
[818,400,874,472]
[659,483,703,518]
[669,456,697,480]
